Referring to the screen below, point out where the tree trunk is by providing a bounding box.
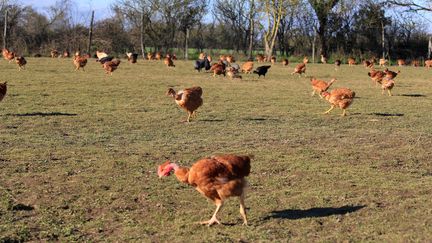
[87,11,94,56]
[248,0,255,60]
[381,21,385,59]
[263,1,283,61]
[264,35,278,61]
[184,28,189,60]
[317,19,327,57]
[312,32,316,64]
[428,37,432,60]
[3,10,7,49]
[140,11,146,59]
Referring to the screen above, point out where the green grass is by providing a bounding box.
[1,58,431,242]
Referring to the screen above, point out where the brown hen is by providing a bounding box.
[241,61,254,74]
[164,54,175,67]
[382,78,395,96]
[311,78,336,97]
[158,154,251,226]
[256,54,265,62]
[368,69,385,86]
[383,68,400,79]
[103,59,121,75]
[2,48,15,62]
[73,53,88,71]
[322,88,356,116]
[167,86,203,122]
[292,63,306,76]
[210,61,225,77]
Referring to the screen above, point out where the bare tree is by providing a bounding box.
[259,0,288,60]
[177,0,207,59]
[213,0,251,53]
[248,0,256,59]
[276,0,300,56]
[308,0,340,57]
[385,0,432,12]
[113,0,154,57]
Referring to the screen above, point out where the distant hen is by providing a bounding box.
[103,59,121,75]
[16,56,27,71]
[253,65,271,78]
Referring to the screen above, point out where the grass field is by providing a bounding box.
[1,58,431,242]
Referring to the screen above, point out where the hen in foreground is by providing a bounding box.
[158,154,251,226]
[166,86,203,122]
[322,88,355,116]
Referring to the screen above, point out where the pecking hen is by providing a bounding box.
[158,154,251,226]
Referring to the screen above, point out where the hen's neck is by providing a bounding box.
[171,163,190,184]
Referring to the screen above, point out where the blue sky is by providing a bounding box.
[22,0,115,23]
[21,0,432,32]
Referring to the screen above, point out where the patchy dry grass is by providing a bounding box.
[1,58,432,242]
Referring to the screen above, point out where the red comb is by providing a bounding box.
[157,161,171,176]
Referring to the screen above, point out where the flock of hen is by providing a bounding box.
[0,48,428,226]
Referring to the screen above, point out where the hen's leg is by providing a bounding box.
[192,111,198,118]
[239,193,248,226]
[324,105,335,114]
[200,201,223,226]
[186,112,192,122]
[388,89,392,96]
[311,90,315,96]
[341,109,347,116]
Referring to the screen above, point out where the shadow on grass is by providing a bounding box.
[370,113,404,117]
[264,205,365,220]
[6,112,78,117]
[11,203,34,211]
[200,119,225,122]
[398,94,426,97]
[242,117,280,122]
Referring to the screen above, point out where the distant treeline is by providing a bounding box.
[0,0,430,61]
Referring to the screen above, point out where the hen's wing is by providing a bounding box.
[183,87,203,97]
[331,88,355,100]
[210,155,251,178]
